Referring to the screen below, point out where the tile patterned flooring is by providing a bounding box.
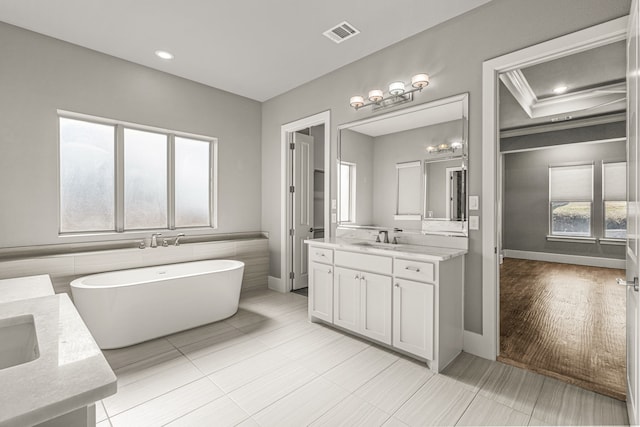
[97,289,629,427]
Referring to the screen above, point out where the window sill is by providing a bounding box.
[599,238,626,246]
[546,235,596,244]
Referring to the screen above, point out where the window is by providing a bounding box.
[603,161,627,239]
[59,114,216,234]
[549,164,593,237]
[339,161,356,223]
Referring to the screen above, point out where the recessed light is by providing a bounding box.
[553,85,568,94]
[155,50,174,60]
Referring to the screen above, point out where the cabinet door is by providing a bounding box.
[309,261,333,323]
[393,278,434,359]
[333,267,360,333]
[360,272,392,345]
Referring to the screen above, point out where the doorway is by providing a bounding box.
[280,111,330,295]
[495,29,627,400]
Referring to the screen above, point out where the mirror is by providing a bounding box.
[338,93,468,236]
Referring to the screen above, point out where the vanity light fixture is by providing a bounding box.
[155,50,174,60]
[427,140,464,154]
[350,73,430,111]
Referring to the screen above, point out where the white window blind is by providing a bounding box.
[396,161,421,215]
[603,162,626,201]
[549,164,593,202]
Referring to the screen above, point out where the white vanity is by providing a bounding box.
[305,238,466,373]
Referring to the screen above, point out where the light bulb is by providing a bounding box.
[411,73,430,89]
[368,89,384,103]
[389,81,405,96]
[349,95,364,108]
[155,50,174,60]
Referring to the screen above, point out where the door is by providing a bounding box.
[360,272,392,345]
[333,267,360,332]
[291,132,314,290]
[309,261,333,322]
[393,278,434,360]
[627,4,640,423]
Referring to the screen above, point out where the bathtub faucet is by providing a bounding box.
[150,233,162,248]
[174,233,186,246]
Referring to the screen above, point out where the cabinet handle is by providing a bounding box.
[395,283,400,288]
[316,253,325,257]
[328,269,332,274]
[405,266,420,272]
[361,275,365,280]
[354,274,360,279]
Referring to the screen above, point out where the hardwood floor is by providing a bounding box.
[499,258,626,401]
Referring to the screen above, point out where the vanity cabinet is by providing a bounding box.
[334,266,392,345]
[306,240,465,373]
[309,261,333,323]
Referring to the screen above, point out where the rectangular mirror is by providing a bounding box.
[338,93,468,236]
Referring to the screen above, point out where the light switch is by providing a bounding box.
[469,195,479,210]
[331,199,337,210]
[469,216,479,230]
[331,213,337,223]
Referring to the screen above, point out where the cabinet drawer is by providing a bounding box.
[394,258,435,283]
[335,250,392,275]
[309,247,333,264]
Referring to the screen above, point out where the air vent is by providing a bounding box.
[323,21,360,44]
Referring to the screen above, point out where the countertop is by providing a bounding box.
[0,294,117,426]
[304,237,467,261]
[0,274,54,304]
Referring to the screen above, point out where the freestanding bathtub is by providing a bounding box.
[70,259,244,349]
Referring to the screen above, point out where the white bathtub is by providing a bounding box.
[70,259,244,349]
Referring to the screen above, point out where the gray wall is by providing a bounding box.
[0,22,262,249]
[261,0,630,333]
[503,140,626,259]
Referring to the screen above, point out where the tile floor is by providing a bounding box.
[96,288,629,427]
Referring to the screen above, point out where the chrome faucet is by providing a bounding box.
[150,233,162,248]
[174,233,185,246]
[377,230,389,244]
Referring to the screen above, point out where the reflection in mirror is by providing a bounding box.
[338,93,468,236]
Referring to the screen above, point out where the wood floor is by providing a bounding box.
[499,258,626,401]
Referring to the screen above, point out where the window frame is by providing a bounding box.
[602,160,627,240]
[57,111,218,237]
[548,162,594,238]
[338,160,357,224]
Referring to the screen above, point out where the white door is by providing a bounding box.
[309,261,333,322]
[359,272,392,345]
[393,278,434,360]
[627,4,640,424]
[291,132,314,290]
[333,267,360,333]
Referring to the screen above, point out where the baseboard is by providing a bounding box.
[503,249,625,269]
[267,275,285,293]
[463,330,495,361]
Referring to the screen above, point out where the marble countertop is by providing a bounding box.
[305,237,467,261]
[0,275,54,304]
[0,294,117,426]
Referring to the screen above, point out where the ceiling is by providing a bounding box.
[0,0,491,102]
[500,40,626,130]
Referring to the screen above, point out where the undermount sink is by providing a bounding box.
[0,315,39,370]
[351,241,400,249]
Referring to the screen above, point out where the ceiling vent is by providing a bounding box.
[323,21,360,44]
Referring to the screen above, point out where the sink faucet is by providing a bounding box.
[174,233,185,246]
[377,230,389,244]
[150,233,162,248]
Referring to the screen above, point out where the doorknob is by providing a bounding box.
[617,277,639,292]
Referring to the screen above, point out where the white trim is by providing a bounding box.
[500,137,627,154]
[268,275,284,292]
[500,70,537,117]
[546,235,597,243]
[503,249,625,269]
[463,330,493,360]
[280,111,331,293]
[500,112,626,138]
[482,16,628,361]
